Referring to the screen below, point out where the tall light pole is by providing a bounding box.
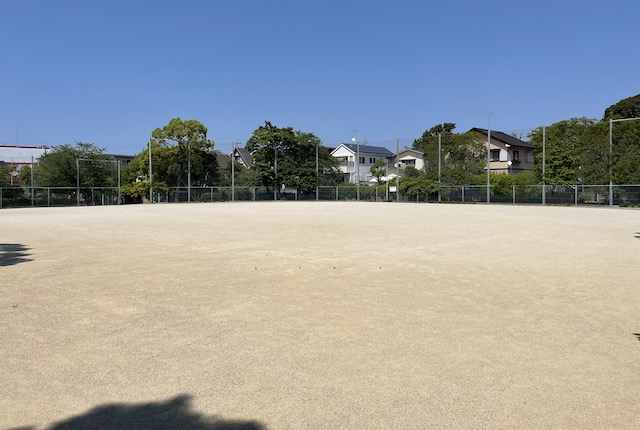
[438,132,442,203]
[231,142,235,202]
[542,126,546,205]
[148,139,153,204]
[609,116,640,206]
[353,137,360,201]
[395,138,399,203]
[486,113,493,203]
[187,138,192,202]
[274,141,278,200]
[315,141,319,201]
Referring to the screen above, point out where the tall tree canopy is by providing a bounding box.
[150,118,218,188]
[412,123,485,185]
[35,142,115,187]
[603,94,640,184]
[529,118,605,185]
[246,122,340,192]
[604,93,640,120]
[122,118,219,198]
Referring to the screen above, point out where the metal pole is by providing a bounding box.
[31,156,35,207]
[231,142,235,202]
[149,139,153,204]
[188,139,191,202]
[385,157,389,201]
[607,117,640,206]
[609,118,613,206]
[274,142,277,200]
[117,160,121,205]
[353,137,360,201]
[395,138,399,202]
[438,133,442,202]
[76,158,80,206]
[316,142,319,201]
[487,113,493,203]
[542,126,546,205]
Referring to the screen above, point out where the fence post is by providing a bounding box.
[575,185,578,206]
[513,185,516,204]
[0,188,2,209]
[252,187,256,201]
[462,186,465,202]
[48,188,50,207]
[336,186,338,201]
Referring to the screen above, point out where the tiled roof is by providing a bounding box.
[470,128,534,149]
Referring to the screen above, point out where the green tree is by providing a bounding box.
[413,123,485,185]
[603,94,640,184]
[398,166,439,197]
[246,121,340,193]
[0,166,13,187]
[36,142,115,187]
[150,118,218,190]
[604,93,640,119]
[369,159,387,184]
[529,118,607,185]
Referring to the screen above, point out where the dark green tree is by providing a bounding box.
[529,118,607,185]
[369,159,387,184]
[35,142,115,187]
[398,166,439,197]
[413,123,485,185]
[603,94,640,184]
[246,121,340,193]
[150,118,218,190]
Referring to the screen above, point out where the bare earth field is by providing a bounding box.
[1,202,639,429]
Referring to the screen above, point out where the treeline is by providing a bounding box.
[4,94,638,201]
[398,94,640,197]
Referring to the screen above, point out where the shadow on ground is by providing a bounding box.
[0,243,32,266]
[12,395,265,430]
[635,232,640,240]
[634,333,640,342]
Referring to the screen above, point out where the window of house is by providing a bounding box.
[513,151,520,162]
[525,152,533,163]
[359,156,365,164]
[490,149,500,162]
[369,157,375,164]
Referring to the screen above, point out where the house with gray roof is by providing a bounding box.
[470,128,535,174]
[331,143,393,184]
[231,147,253,168]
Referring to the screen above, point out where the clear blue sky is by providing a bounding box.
[1,0,638,155]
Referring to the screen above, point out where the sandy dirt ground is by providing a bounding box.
[1,202,639,429]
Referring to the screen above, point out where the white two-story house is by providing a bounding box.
[331,143,394,184]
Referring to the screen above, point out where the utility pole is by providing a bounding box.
[542,126,546,205]
[486,113,493,203]
[438,133,442,203]
[148,139,153,204]
[231,142,235,202]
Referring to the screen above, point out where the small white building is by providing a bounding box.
[331,143,394,184]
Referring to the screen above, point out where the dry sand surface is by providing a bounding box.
[1,202,639,429]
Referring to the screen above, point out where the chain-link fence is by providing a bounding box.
[0,187,120,208]
[2,184,639,208]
